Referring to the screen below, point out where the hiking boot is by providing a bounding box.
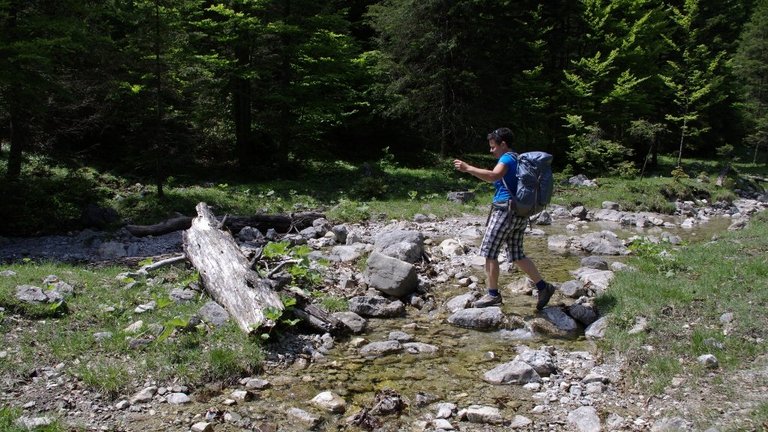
[536,283,555,310]
[473,293,502,308]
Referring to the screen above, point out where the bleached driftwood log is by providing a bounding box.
[183,202,284,333]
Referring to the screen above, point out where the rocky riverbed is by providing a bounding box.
[1,196,767,432]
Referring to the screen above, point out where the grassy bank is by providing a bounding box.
[596,210,768,428]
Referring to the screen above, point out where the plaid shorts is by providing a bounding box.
[479,203,529,261]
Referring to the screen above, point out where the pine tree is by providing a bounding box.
[733,0,768,164]
[658,0,727,167]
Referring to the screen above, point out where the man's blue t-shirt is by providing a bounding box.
[493,152,517,203]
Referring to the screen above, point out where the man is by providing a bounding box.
[453,127,556,310]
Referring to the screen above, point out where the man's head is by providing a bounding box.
[487,127,514,146]
[487,127,513,157]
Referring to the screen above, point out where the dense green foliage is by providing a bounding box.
[1,0,767,235]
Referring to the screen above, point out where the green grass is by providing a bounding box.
[0,407,68,432]
[0,261,265,398]
[596,211,768,395]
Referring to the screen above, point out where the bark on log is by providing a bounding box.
[127,212,325,237]
[126,216,193,237]
[183,202,284,333]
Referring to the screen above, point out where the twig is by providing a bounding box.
[139,254,187,273]
[267,259,302,278]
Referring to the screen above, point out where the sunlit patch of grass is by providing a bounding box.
[73,359,132,400]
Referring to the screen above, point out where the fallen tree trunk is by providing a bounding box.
[127,211,325,237]
[183,202,284,333]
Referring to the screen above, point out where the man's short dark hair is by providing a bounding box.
[488,127,514,145]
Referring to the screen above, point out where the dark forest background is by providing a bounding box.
[2,0,767,190]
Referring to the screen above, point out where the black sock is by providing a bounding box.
[488,289,499,296]
[535,280,547,290]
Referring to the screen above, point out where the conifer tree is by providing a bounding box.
[733,0,768,164]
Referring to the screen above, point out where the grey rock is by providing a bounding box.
[567,406,601,432]
[462,405,503,424]
[402,342,439,354]
[559,280,587,298]
[365,252,418,297]
[447,307,506,330]
[348,296,405,318]
[359,340,402,358]
[540,307,580,332]
[447,191,475,203]
[332,311,367,333]
[15,285,49,303]
[580,256,609,270]
[199,301,230,327]
[568,303,599,326]
[585,317,609,339]
[372,230,424,263]
[483,360,541,385]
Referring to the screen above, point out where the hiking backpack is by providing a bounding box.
[502,151,554,217]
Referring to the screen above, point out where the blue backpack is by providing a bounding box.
[502,151,554,217]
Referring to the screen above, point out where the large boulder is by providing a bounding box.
[365,252,418,297]
[372,230,425,263]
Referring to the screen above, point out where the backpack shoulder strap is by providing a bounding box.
[500,152,516,198]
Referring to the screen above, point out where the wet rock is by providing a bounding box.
[370,389,407,415]
[402,342,438,355]
[567,303,599,326]
[446,307,506,330]
[332,311,367,333]
[359,340,402,358]
[286,407,321,429]
[571,206,588,219]
[540,307,579,332]
[445,293,476,312]
[348,296,405,318]
[483,360,541,385]
[311,391,346,413]
[460,405,503,424]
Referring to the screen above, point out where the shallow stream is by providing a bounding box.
[226,215,737,430]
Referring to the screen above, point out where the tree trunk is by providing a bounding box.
[183,202,284,334]
[125,211,325,237]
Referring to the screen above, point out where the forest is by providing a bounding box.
[1,0,767,196]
